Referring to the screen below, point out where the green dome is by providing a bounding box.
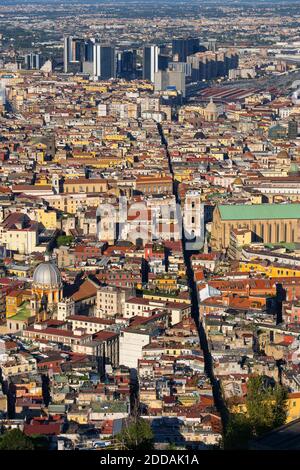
[289,162,300,174]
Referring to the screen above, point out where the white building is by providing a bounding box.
[119,329,152,368]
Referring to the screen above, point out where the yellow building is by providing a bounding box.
[67,410,89,425]
[151,277,178,291]
[63,178,108,194]
[140,389,162,410]
[7,265,31,278]
[36,209,57,229]
[228,229,253,260]
[47,193,102,214]
[35,176,48,186]
[15,381,43,398]
[143,291,190,304]
[178,395,199,407]
[287,393,300,423]
[1,354,36,377]
[239,260,300,278]
[0,225,39,254]
[6,291,23,318]
[230,393,300,424]
[103,134,127,142]
[234,229,252,246]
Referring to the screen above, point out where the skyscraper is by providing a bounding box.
[187,50,238,82]
[116,50,137,79]
[93,43,116,80]
[63,36,73,73]
[25,52,41,70]
[208,39,217,53]
[143,45,170,83]
[85,39,94,62]
[143,45,159,82]
[172,37,201,62]
[63,36,85,73]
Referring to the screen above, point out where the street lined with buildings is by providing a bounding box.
[1,0,300,453]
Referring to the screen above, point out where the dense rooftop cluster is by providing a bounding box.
[1,0,300,453]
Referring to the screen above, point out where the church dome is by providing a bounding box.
[289,162,300,175]
[206,98,217,112]
[277,150,289,159]
[33,261,62,289]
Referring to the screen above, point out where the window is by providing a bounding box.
[284,224,287,241]
[276,224,280,243]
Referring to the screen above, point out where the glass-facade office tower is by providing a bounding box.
[25,53,41,70]
[93,44,116,80]
[63,36,85,73]
[116,50,137,78]
[143,45,169,83]
[172,37,201,62]
[143,45,159,82]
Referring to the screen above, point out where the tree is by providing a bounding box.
[41,374,51,407]
[246,375,288,436]
[272,380,289,428]
[223,375,288,449]
[223,413,253,450]
[0,429,34,450]
[56,235,74,248]
[115,418,154,451]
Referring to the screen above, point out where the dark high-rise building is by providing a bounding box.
[224,50,239,75]
[288,120,298,140]
[63,36,72,72]
[93,43,115,80]
[116,50,137,78]
[25,52,41,70]
[187,50,238,83]
[216,52,226,77]
[63,36,85,73]
[172,37,202,62]
[85,39,94,62]
[143,45,171,83]
[158,54,169,72]
[187,38,202,56]
[143,45,159,82]
[208,39,217,53]
[169,61,192,77]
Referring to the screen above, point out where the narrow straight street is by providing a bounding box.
[158,122,230,432]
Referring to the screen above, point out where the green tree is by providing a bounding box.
[223,413,253,450]
[115,418,154,451]
[56,235,74,247]
[272,381,289,428]
[246,375,288,436]
[223,376,288,449]
[0,428,34,450]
